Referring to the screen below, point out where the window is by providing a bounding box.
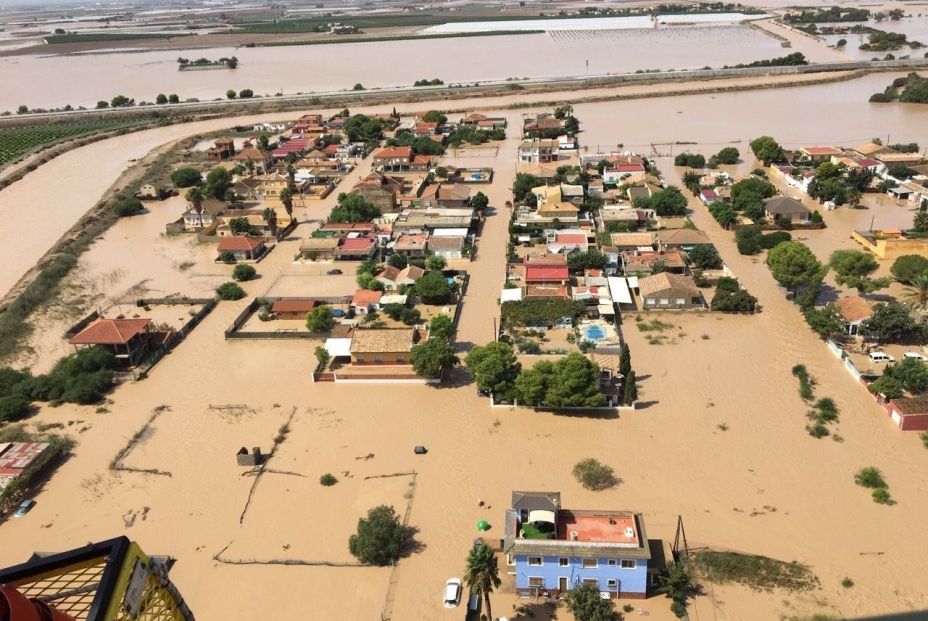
[528,556,543,567]
[621,559,636,569]
[607,579,618,589]
[528,577,544,588]
[675,298,686,306]
[559,558,569,567]
[607,559,617,566]
[506,554,515,567]
[646,298,656,306]
[355,355,365,363]
[659,298,669,306]
[581,558,597,569]
[582,578,598,588]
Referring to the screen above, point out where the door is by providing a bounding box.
[558,577,568,592]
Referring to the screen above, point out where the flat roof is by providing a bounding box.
[556,510,639,545]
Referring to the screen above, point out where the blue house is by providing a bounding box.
[502,491,652,599]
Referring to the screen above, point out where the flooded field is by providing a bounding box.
[1,24,818,111]
[421,12,767,33]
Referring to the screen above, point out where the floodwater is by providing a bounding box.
[820,16,928,60]
[421,13,766,33]
[4,73,928,621]
[3,25,800,110]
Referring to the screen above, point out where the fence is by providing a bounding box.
[225,296,352,339]
[132,298,218,378]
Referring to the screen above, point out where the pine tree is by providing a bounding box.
[622,371,638,405]
[619,342,632,377]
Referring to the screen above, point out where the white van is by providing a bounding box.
[869,352,895,363]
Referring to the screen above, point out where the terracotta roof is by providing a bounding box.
[623,250,686,270]
[69,318,151,345]
[340,237,376,251]
[555,233,587,245]
[525,265,569,282]
[377,265,401,282]
[638,272,700,297]
[352,289,383,306]
[525,254,567,266]
[853,142,891,157]
[350,328,415,353]
[233,148,269,161]
[397,265,425,281]
[611,232,655,247]
[373,146,412,159]
[835,295,875,323]
[395,233,429,250]
[655,229,711,246]
[218,236,264,252]
[301,237,339,250]
[271,299,317,313]
[890,396,928,416]
[802,146,842,156]
[428,235,464,250]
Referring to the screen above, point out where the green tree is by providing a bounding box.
[238,88,253,98]
[471,191,489,212]
[215,282,246,300]
[232,264,256,281]
[512,173,544,202]
[171,167,202,188]
[829,249,889,294]
[891,255,928,284]
[228,216,251,235]
[421,110,447,124]
[567,250,608,272]
[155,93,168,104]
[314,346,330,366]
[619,342,631,377]
[905,273,928,311]
[803,304,845,339]
[885,357,928,393]
[0,395,30,423]
[279,187,294,220]
[749,135,785,165]
[306,305,334,333]
[168,94,179,103]
[110,95,133,108]
[860,302,918,342]
[329,193,381,223]
[514,360,556,405]
[410,338,458,378]
[464,545,501,621]
[622,370,638,405]
[565,581,621,621]
[465,342,521,401]
[518,354,605,408]
[646,186,688,216]
[658,562,697,618]
[425,255,446,271]
[113,197,143,217]
[714,147,740,165]
[204,166,233,199]
[914,209,928,233]
[415,271,452,304]
[348,505,411,566]
[226,89,236,99]
[735,226,762,255]
[868,374,904,399]
[262,207,278,237]
[766,241,826,295]
[428,314,455,341]
[687,245,722,269]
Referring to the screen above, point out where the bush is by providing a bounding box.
[735,226,762,255]
[687,245,722,270]
[219,251,236,264]
[232,264,256,281]
[113,197,143,217]
[890,254,928,283]
[348,505,412,565]
[170,167,202,187]
[572,458,617,491]
[760,231,792,249]
[415,271,453,305]
[306,305,335,333]
[216,282,246,300]
[320,473,337,486]
[854,467,886,489]
[0,394,30,422]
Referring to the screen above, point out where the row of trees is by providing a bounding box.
[465,343,607,407]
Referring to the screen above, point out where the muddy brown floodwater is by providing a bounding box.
[2,74,928,621]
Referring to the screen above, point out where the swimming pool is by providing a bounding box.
[583,325,607,341]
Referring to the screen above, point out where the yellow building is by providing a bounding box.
[852,229,928,260]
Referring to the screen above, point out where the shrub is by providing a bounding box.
[232,264,256,281]
[854,467,886,489]
[348,505,412,565]
[841,577,855,588]
[113,197,143,217]
[219,251,236,264]
[572,458,617,491]
[760,231,792,249]
[0,395,30,422]
[306,305,335,332]
[216,282,246,300]
[170,167,202,187]
[871,487,894,505]
[890,254,928,283]
[320,473,337,486]
[735,226,762,255]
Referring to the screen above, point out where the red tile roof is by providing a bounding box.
[373,147,412,159]
[68,318,151,345]
[217,236,264,252]
[341,237,375,251]
[555,233,588,244]
[352,289,383,306]
[525,265,569,282]
[271,299,318,314]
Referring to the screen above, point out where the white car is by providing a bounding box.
[868,352,895,363]
[443,578,462,608]
[903,352,928,361]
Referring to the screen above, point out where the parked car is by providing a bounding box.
[13,499,36,518]
[903,351,928,361]
[326,268,343,275]
[443,578,462,608]
[869,351,895,363]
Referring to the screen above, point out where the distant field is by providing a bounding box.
[0,118,153,170]
[44,32,194,44]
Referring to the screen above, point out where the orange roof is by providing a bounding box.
[373,147,412,159]
[69,318,151,345]
[271,299,317,313]
[217,236,264,252]
[352,289,383,306]
[835,295,875,323]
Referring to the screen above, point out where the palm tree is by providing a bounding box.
[286,162,296,185]
[244,159,255,176]
[464,545,500,621]
[279,187,294,220]
[185,186,204,213]
[262,207,278,237]
[905,273,928,312]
